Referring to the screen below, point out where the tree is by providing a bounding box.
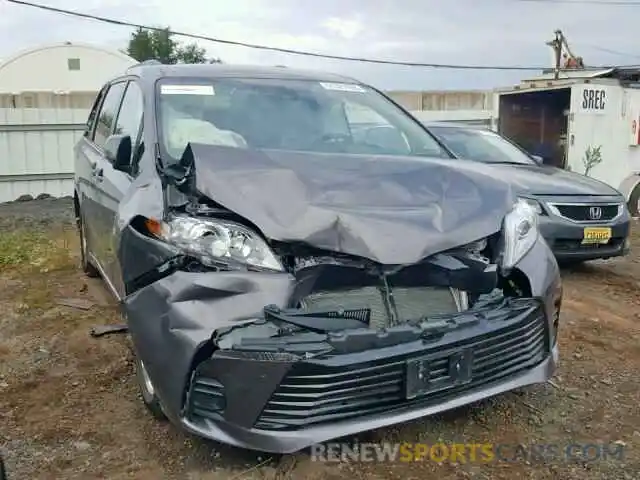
[152,28,178,64]
[126,28,155,63]
[175,43,221,64]
[582,145,603,177]
[126,27,221,64]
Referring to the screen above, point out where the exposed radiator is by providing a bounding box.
[301,286,465,330]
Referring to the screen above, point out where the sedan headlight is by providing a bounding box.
[518,196,543,214]
[500,198,539,270]
[148,215,284,271]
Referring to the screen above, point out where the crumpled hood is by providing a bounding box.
[482,163,621,196]
[184,144,518,265]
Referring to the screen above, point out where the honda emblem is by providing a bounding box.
[589,206,602,220]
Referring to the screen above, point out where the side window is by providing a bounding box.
[84,86,107,138]
[113,81,144,174]
[114,82,143,139]
[93,82,126,149]
[114,82,143,143]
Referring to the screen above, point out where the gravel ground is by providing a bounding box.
[0,197,639,480]
[0,196,76,229]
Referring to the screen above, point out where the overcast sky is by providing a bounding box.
[2,0,640,90]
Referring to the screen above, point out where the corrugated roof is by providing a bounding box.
[522,68,615,82]
[522,66,640,82]
[494,65,640,94]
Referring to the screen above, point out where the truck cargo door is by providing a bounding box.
[567,84,623,184]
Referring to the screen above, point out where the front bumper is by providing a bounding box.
[537,212,631,261]
[123,236,561,453]
[178,299,557,453]
[181,347,558,453]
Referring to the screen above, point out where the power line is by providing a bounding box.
[5,0,639,71]
[578,43,640,60]
[515,0,640,5]
[5,0,539,71]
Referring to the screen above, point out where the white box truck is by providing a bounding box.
[492,67,640,216]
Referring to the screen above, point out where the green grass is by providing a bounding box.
[0,228,77,272]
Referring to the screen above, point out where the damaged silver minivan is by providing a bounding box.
[73,63,562,453]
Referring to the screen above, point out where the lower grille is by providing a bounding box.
[187,376,226,420]
[301,286,462,330]
[552,237,625,252]
[255,308,548,430]
[550,203,620,222]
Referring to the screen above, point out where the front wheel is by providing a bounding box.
[135,356,167,420]
[77,211,99,278]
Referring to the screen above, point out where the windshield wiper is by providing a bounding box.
[483,160,531,165]
[264,305,371,332]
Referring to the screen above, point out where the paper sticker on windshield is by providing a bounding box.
[319,82,367,93]
[160,85,215,95]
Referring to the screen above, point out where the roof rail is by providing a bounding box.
[126,59,162,72]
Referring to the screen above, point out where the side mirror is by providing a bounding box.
[104,134,132,173]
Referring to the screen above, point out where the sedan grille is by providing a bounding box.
[254,308,548,431]
[550,203,620,222]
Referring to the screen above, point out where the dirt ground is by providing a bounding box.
[1,197,639,480]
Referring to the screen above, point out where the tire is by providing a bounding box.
[135,356,167,420]
[628,183,640,217]
[77,210,100,278]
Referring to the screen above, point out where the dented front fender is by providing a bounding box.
[123,270,294,416]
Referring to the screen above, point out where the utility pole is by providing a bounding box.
[546,30,563,80]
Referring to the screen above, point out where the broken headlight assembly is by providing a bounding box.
[146,215,284,271]
[498,198,539,271]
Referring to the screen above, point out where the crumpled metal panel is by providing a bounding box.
[185,144,517,265]
[124,270,294,417]
[113,140,562,453]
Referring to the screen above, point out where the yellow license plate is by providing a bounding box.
[582,227,612,244]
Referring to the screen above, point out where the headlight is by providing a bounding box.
[500,198,539,270]
[149,215,284,271]
[518,196,543,214]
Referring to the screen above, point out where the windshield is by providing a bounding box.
[428,126,536,165]
[155,77,451,160]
